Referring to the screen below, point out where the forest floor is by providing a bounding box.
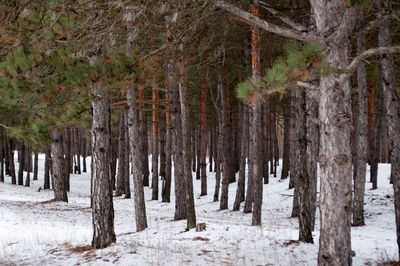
[0,155,397,265]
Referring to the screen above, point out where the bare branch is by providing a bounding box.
[355,11,400,39]
[347,46,400,73]
[214,0,318,42]
[296,81,317,90]
[0,123,10,129]
[257,0,307,32]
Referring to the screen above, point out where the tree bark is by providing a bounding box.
[5,132,16,184]
[352,31,367,227]
[311,2,357,264]
[214,122,221,202]
[33,152,38,181]
[178,44,196,229]
[17,143,25,186]
[200,71,208,196]
[116,112,126,196]
[139,89,149,187]
[24,146,31,187]
[82,134,87,173]
[91,83,116,248]
[233,104,248,211]
[127,85,148,232]
[64,128,71,191]
[124,111,131,199]
[152,87,159,200]
[51,129,68,202]
[44,148,51,189]
[377,0,400,257]
[281,95,291,180]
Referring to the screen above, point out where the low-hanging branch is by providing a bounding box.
[256,0,308,32]
[346,46,400,73]
[214,0,318,42]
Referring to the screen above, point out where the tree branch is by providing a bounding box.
[214,0,318,42]
[296,81,318,91]
[347,46,400,73]
[257,0,307,32]
[354,11,400,39]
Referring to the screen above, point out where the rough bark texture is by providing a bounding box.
[377,0,400,258]
[51,130,68,202]
[64,128,71,191]
[281,95,291,180]
[6,136,16,184]
[214,123,221,202]
[219,52,230,211]
[17,144,25,186]
[352,32,367,227]
[199,71,208,196]
[152,87,159,201]
[124,111,131,199]
[233,105,248,211]
[244,110,254,213]
[0,136,4,183]
[116,113,126,196]
[311,1,357,264]
[139,94,149,187]
[44,148,51,189]
[289,89,298,190]
[24,147,31,187]
[127,86,148,232]
[91,83,116,248]
[33,152,38,181]
[178,45,196,229]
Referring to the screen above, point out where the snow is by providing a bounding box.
[0,155,397,265]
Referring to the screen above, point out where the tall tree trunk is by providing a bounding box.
[76,129,81,174]
[25,146,31,187]
[82,134,87,173]
[124,111,131,199]
[116,113,126,196]
[200,70,208,196]
[234,105,248,211]
[244,110,254,213]
[209,129,213,172]
[18,143,25,186]
[51,129,68,202]
[281,95,291,180]
[311,1,357,264]
[139,88,149,187]
[196,126,201,180]
[192,127,196,172]
[352,31,367,227]
[289,89,298,189]
[33,152,38,181]
[44,148,51,189]
[64,128,71,191]
[178,44,196,229]
[219,52,231,211]
[214,122,221,202]
[250,1,263,225]
[127,85,148,232]
[159,109,166,187]
[152,86,159,200]
[6,135,16,184]
[377,0,400,257]
[0,135,4,183]
[91,83,116,248]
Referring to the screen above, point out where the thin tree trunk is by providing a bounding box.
[178,44,196,229]
[214,123,221,202]
[152,86,159,200]
[18,143,25,186]
[200,70,208,196]
[244,110,254,213]
[127,86,148,231]
[196,126,201,180]
[139,89,150,187]
[51,129,68,202]
[281,94,291,180]
[33,152,38,181]
[82,134,87,173]
[64,128,71,191]
[6,134,16,184]
[44,148,51,189]
[234,104,249,211]
[352,30,367,227]
[91,83,116,248]
[162,91,172,203]
[116,113,126,196]
[25,147,31,187]
[124,111,131,199]
[0,135,4,182]
[209,129,213,172]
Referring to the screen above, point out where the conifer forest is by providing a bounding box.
[2,0,400,265]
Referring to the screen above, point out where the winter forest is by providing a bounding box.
[1,0,400,265]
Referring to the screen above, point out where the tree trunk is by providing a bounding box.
[352,31,367,227]
[33,152,38,181]
[196,126,201,180]
[311,1,356,264]
[281,94,291,180]
[6,135,16,184]
[244,110,254,213]
[214,123,221,202]
[124,111,131,199]
[0,135,4,183]
[291,87,302,218]
[162,91,172,203]
[127,85,148,232]
[199,70,208,196]
[51,129,68,202]
[209,129,213,172]
[152,87,159,200]
[17,143,25,186]
[91,83,116,248]
[116,113,126,196]
[64,128,71,191]
[178,44,196,229]
[44,148,51,189]
[377,0,400,257]
[24,146,31,187]
[82,134,87,173]
[233,105,248,211]
[289,89,298,189]
[139,89,150,187]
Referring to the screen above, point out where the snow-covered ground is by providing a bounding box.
[0,155,397,265]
